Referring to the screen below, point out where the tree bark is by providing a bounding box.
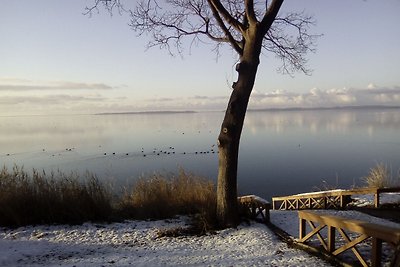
[216,37,262,227]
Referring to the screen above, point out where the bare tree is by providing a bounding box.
[86,0,319,228]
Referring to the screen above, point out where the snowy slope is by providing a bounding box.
[0,217,327,267]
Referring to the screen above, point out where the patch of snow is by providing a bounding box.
[0,217,327,267]
[348,192,400,207]
[240,195,270,204]
[290,189,346,197]
[379,192,400,205]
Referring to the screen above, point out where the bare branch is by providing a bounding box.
[260,0,284,34]
[244,0,257,25]
[87,0,320,75]
[207,0,243,54]
[262,11,321,75]
[84,0,125,16]
[208,0,244,33]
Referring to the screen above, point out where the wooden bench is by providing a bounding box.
[297,210,400,267]
[238,195,271,223]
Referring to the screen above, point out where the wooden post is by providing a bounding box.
[371,237,382,267]
[251,203,256,217]
[392,244,400,267]
[374,190,380,208]
[299,217,306,241]
[328,225,336,253]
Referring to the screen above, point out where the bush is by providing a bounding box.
[0,166,217,230]
[363,163,400,188]
[118,169,216,223]
[0,166,113,227]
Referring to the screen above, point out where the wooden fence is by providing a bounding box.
[272,187,400,210]
[238,195,271,223]
[297,211,400,267]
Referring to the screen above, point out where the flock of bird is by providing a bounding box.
[3,144,219,159]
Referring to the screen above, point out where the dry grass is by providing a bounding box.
[118,169,216,225]
[0,166,217,229]
[0,166,113,227]
[363,163,400,188]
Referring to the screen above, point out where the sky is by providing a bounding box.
[0,0,400,116]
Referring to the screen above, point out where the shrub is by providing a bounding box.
[0,166,113,227]
[363,163,400,188]
[118,169,216,224]
[0,166,217,230]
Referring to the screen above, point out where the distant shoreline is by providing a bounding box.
[96,105,400,116]
[2,105,399,118]
[247,105,400,112]
[95,110,197,115]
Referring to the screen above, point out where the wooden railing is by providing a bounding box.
[272,187,400,210]
[298,211,400,267]
[238,195,271,223]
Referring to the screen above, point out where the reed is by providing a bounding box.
[0,166,113,227]
[0,166,217,229]
[363,163,400,188]
[119,169,216,223]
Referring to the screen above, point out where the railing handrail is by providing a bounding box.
[272,187,379,201]
[298,210,400,244]
[272,187,400,209]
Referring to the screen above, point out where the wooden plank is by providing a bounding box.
[307,221,328,251]
[299,218,306,240]
[328,226,335,253]
[299,222,326,245]
[371,238,382,267]
[274,187,382,200]
[272,187,400,211]
[334,229,369,267]
[376,187,400,194]
[374,193,380,208]
[272,187,379,201]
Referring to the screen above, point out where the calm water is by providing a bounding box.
[1,108,400,200]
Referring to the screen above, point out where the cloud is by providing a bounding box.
[0,94,106,105]
[248,85,400,109]
[132,85,400,112]
[0,79,113,91]
[1,82,400,116]
[146,97,175,102]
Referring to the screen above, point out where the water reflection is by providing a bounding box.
[1,108,400,200]
[244,109,400,136]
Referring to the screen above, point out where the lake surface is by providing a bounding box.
[1,108,400,200]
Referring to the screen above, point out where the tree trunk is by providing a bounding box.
[216,41,262,227]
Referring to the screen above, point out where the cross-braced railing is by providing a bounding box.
[297,211,400,267]
[238,195,271,224]
[272,187,400,210]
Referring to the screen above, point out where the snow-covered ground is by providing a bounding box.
[1,193,399,267]
[0,216,327,267]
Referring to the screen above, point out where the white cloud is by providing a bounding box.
[130,85,400,112]
[0,78,113,91]
[248,85,400,109]
[1,82,400,116]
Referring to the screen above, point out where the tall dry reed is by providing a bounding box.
[0,166,113,227]
[363,163,400,188]
[0,166,217,229]
[119,169,216,221]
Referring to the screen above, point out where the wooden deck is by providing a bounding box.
[298,211,400,267]
[272,187,400,210]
